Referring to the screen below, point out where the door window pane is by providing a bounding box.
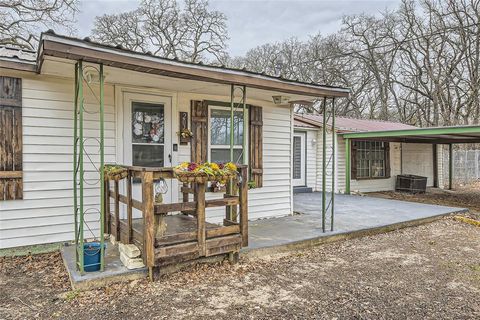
[133,144,164,167]
[132,102,164,144]
[132,102,165,167]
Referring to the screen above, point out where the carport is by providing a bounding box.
[341,126,480,193]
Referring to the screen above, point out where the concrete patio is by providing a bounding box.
[63,192,467,289]
[246,192,467,252]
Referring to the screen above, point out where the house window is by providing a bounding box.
[354,141,388,178]
[209,107,246,163]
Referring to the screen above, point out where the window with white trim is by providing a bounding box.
[354,140,387,178]
[208,106,247,163]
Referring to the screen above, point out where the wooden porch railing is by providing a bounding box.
[104,165,248,281]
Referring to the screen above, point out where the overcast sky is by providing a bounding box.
[77,0,401,57]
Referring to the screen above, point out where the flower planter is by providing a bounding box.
[104,166,128,181]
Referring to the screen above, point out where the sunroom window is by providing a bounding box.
[209,107,245,163]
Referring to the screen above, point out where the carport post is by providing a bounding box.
[331,98,335,231]
[322,97,327,233]
[449,143,453,190]
[345,138,351,194]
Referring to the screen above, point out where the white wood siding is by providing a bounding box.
[306,130,317,189]
[176,92,293,223]
[1,72,293,249]
[337,136,402,193]
[401,143,435,187]
[315,130,337,192]
[0,72,116,249]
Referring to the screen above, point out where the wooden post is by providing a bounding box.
[225,178,238,222]
[239,166,248,247]
[142,171,155,281]
[126,171,133,243]
[196,182,206,256]
[182,182,189,215]
[114,180,120,241]
[104,179,110,234]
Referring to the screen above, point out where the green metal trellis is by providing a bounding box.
[321,97,336,232]
[74,61,105,273]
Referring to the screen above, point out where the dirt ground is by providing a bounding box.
[1,217,479,320]
[370,184,480,220]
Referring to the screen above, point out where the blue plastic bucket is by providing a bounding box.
[83,242,106,272]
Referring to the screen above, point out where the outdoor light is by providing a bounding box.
[272,95,290,105]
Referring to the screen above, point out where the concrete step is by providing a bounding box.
[293,186,313,194]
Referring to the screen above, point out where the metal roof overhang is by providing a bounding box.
[341,126,480,144]
[37,33,350,98]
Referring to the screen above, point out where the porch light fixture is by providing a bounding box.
[272,95,290,105]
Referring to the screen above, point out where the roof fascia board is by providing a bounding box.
[0,58,36,72]
[39,34,350,98]
[341,126,480,139]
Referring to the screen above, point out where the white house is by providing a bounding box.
[0,32,349,249]
[293,113,447,193]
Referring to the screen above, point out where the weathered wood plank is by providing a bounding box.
[155,231,197,246]
[208,197,239,208]
[126,172,133,243]
[155,241,199,259]
[206,225,240,239]
[239,166,249,247]
[142,171,155,271]
[114,180,120,240]
[1,76,23,201]
[205,234,242,257]
[105,180,110,234]
[155,201,197,214]
[0,171,22,179]
[196,182,206,256]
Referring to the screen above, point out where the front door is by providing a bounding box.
[293,131,306,187]
[123,92,173,205]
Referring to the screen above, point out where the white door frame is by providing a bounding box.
[115,88,177,209]
[293,131,307,187]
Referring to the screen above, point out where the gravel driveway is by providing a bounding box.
[1,218,479,319]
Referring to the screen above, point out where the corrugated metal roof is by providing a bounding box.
[0,46,36,63]
[294,119,317,128]
[294,113,417,132]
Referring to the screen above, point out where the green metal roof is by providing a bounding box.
[340,125,480,144]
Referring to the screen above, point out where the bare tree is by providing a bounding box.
[92,0,228,63]
[0,0,78,50]
[229,0,480,126]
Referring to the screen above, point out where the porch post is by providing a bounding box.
[242,85,247,165]
[331,98,335,231]
[345,138,351,194]
[99,64,105,271]
[322,97,327,233]
[230,84,234,161]
[449,143,453,190]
